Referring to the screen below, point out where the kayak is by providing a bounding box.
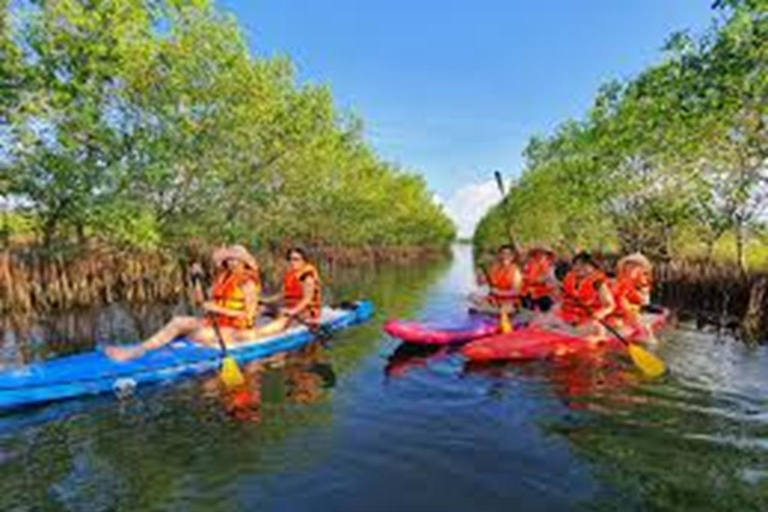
[462,309,668,362]
[0,301,374,411]
[384,316,500,345]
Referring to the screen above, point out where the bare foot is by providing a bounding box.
[105,345,145,362]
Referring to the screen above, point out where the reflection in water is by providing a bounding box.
[1,247,768,511]
[385,343,452,379]
[0,258,451,512]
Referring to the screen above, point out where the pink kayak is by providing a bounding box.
[462,310,668,362]
[384,316,504,345]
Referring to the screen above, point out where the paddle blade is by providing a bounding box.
[494,170,506,195]
[499,310,513,333]
[628,344,666,378]
[220,356,246,388]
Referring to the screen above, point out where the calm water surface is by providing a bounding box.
[1,246,768,512]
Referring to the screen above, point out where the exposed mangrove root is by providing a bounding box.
[654,259,767,341]
[0,244,450,317]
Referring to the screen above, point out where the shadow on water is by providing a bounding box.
[2,247,768,511]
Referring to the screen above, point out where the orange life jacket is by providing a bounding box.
[522,257,557,299]
[558,269,610,325]
[211,269,261,329]
[284,264,322,320]
[611,267,652,321]
[487,263,521,304]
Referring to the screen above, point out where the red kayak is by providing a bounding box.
[461,310,668,362]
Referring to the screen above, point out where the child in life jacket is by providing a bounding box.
[471,244,523,315]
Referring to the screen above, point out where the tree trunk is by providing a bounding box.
[735,218,747,278]
[704,239,715,267]
[743,276,768,342]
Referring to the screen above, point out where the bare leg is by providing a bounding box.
[531,311,577,335]
[251,316,291,338]
[106,316,202,361]
[579,321,608,345]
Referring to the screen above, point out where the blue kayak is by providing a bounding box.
[0,301,374,411]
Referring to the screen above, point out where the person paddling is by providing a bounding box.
[521,246,559,312]
[474,244,523,314]
[255,248,323,336]
[609,252,656,343]
[106,245,262,361]
[535,252,615,343]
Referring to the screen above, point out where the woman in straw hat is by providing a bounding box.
[106,244,262,361]
[609,252,656,342]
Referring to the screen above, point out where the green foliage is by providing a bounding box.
[3,0,454,251]
[475,4,768,269]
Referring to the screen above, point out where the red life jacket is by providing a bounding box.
[211,269,261,329]
[522,257,557,299]
[558,269,609,325]
[487,263,521,304]
[284,264,322,320]
[611,267,652,322]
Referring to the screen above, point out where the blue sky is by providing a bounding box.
[219,0,716,235]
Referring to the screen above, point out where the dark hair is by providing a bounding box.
[572,251,598,268]
[286,247,309,262]
[498,244,515,253]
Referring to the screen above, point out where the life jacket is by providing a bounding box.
[284,264,322,320]
[211,269,261,329]
[522,257,557,300]
[611,267,652,322]
[558,269,610,325]
[486,263,521,304]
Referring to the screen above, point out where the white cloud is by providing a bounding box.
[444,179,507,238]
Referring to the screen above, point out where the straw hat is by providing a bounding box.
[212,244,259,270]
[618,252,652,272]
[528,244,556,259]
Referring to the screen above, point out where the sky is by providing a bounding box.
[219,0,716,237]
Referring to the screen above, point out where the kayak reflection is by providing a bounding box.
[384,342,455,379]
[204,341,337,422]
[463,352,642,413]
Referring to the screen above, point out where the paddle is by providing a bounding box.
[600,316,666,377]
[490,171,520,332]
[493,170,518,252]
[491,171,665,377]
[193,274,246,389]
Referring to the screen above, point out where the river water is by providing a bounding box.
[1,246,768,511]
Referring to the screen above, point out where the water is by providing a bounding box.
[2,246,768,511]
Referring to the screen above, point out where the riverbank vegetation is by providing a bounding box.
[0,0,454,313]
[474,0,766,271]
[473,1,768,338]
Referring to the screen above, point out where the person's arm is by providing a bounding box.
[476,264,490,286]
[259,293,282,304]
[189,262,205,305]
[593,282,616,321]
[512,267,523,295]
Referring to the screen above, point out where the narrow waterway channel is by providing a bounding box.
[1,246,767,511]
